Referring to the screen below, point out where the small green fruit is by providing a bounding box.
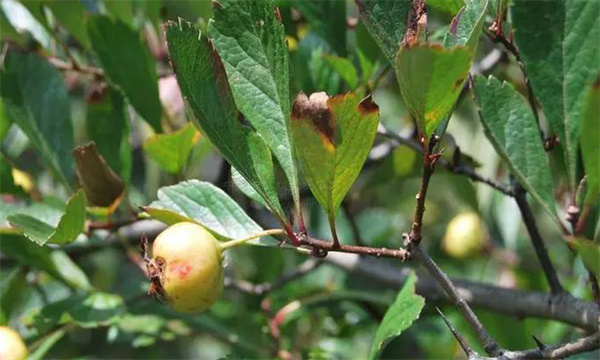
[0,326,28,360]
[151,222,223,313]
[442,212,487,259]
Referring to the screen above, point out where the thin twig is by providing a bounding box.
[47,57,104,78]
[298,234,409,260]
[378,128,515,197]
[436,307,474,357]
[412,246,503,356]
[514,186,564,294]
[501,332,599,360]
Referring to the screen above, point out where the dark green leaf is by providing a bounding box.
[324,55,359,89]
[45,0,90,48]
[395,44,471,142]
[73,143,124,209]
[145,180,278,246]
[8,190,86,246]
[143,122,200,174]
[87,15,162,132]
[473,75,557,221]
[355,0,410,65]
[34,292,126,332]
[208,0,300,210]
[293,0,347,56]
[369,272,425,360]
[0,234,90,289]
[580,79,600,205]
[0,52,74,187]
[444,0,490,53]
[86,85,132,183]
[512,0,600,190]
[0,98,12,143]
[165,20,285,221]
[292,91,379,231]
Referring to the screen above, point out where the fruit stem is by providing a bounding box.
[220,229,287,250]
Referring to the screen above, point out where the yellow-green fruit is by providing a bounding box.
[152,222,223,313]
[0,326,28,360]
[442,212,487,259]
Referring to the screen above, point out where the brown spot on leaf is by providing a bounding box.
[358,94,379,114]
[292,92,336,143]
[593,75,600,89]
[453,77,467,90]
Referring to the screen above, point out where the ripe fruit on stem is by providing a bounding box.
[442,212,488,259]
[0,326,28,360]
[146,222,285,313]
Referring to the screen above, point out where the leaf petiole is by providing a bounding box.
[219,229,287,250]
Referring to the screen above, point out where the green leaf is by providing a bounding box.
[395,44,471,142]
[145,180,278,246]
[8,190,86,246]
[292,91,379,233]
[73,143,124,209]
[369,272,425,360]
[292,0,347,56]
[355,0,410,65]
[473,75,557,221]
[0,268,27,324]
[512,0,600,190]
[0,234,90,290]
[34,292,126,332]
[86,85,132,183]
[165,20,285,221]
[143,122,200,174]
[45,0,90,48]
[0,52,74,187]
[27,328,66,360]
[208,0,300,210]
[568,237,600,279]
[87,15,162,132]
[0,98,12,143]
[324,55,359,89]
[444,0,490,53]
[427,0,464,15]
[580,79,600,205]
[231,167,270,210]
[102,0,134,26]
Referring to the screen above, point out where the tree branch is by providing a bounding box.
[514,187,565,294]
[412,246,503,356]
[501,332,599,360]
[324,252,599,332]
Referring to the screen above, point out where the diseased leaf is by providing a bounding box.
[0,52,74,187]
[73,143,124,210]
[87,15,162,132]
[473,75,557,221]
[355,0,411,65]
[86,85,132,183]
[369,272,425,360]
[165,20,285,221]
[8,190,86,246]
[292,91,379,238]
[34,292,125,332]
[395,44,471,142]
[444,0,489,53]
[324,55,359,89]
[568,237,600,279]
[512,0,600,190]
[580,79,600,205]
[143,122,200,174]
[208,0,300,211]
[0,234,90,289]
[144,180,278,246]
[293,0,347,56]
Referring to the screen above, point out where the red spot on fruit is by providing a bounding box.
[169,260,192,279]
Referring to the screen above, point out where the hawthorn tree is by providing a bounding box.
[0,0,599,359]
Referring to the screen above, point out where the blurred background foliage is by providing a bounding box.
[0,0,598,359]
